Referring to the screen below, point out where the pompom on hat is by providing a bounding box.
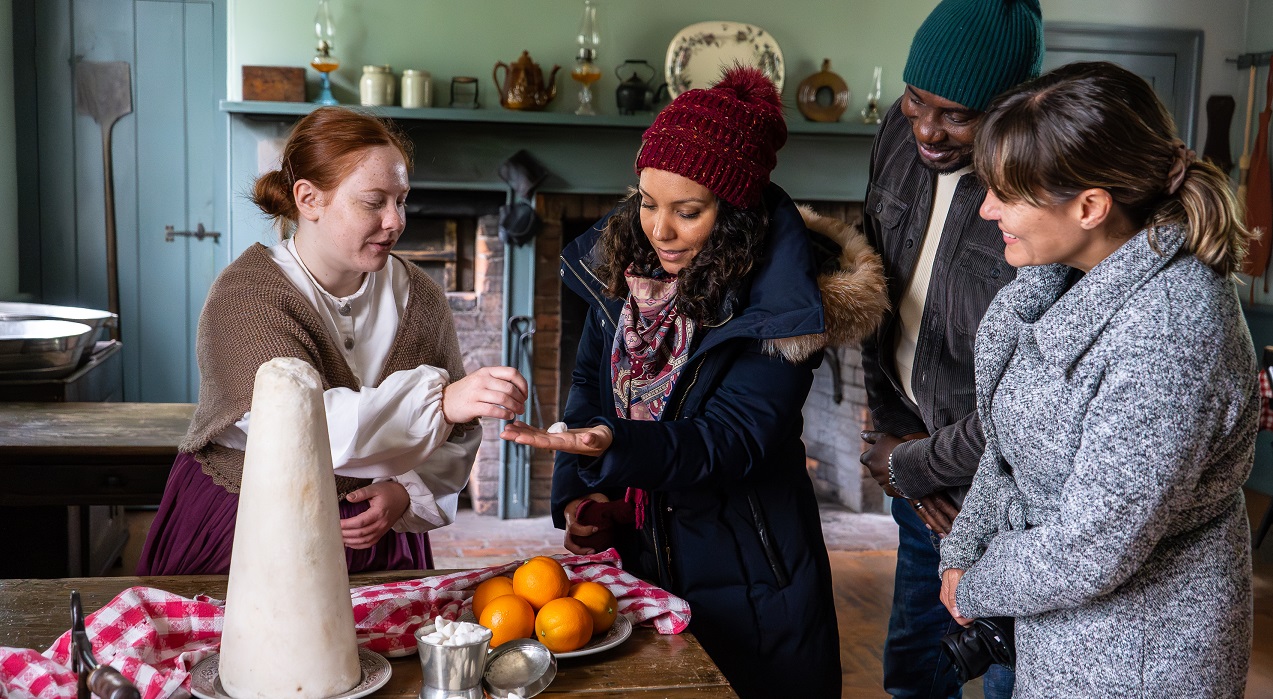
[635,65,787,209]
[903,0,1044,112]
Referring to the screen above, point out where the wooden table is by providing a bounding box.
[0,402,192,506]
[0,572,738,698]
[0,402,192,576]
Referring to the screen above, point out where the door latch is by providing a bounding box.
[164,223,220,243]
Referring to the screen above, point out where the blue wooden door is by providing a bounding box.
[128,0,226,401]
[14,0,226,403]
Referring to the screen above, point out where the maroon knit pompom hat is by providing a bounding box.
[635,65,787,208]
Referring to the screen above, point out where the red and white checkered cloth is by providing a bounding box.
[1260,368,1273,432]
[0,550,689,699]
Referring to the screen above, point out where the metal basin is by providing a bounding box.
[0,301,116,340]
[0,302,116,366]
[0,319,96,379]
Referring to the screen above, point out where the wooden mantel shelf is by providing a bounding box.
[220,100,881,138]
[223,99,876,206]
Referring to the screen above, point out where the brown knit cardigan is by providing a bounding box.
[181,243,469,498]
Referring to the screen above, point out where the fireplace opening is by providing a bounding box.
[399,189,503,292]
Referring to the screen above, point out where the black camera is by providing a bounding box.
[940,616,1016,683]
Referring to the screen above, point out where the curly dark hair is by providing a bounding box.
[594,189,769,325]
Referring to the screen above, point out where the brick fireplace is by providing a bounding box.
[442,193,881,517]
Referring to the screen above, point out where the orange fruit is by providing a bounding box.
[471,576,515,619]
[569,581,618,633]
[534,597,594,653]
[478,594,535,648]
[512,556,571,611]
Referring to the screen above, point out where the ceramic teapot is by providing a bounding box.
[614,60,667,115]
[493,51,560,110]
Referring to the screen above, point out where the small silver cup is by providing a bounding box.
[414,623,493,699]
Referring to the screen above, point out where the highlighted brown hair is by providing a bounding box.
[974,61,1251,275]
[251,107,413,235]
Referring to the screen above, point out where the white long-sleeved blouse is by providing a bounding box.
[212,238,478,533]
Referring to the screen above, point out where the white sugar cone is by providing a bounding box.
[219,358,360,699]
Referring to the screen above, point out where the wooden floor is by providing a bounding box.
[832,549,905,698]
[1250,528,1273,699]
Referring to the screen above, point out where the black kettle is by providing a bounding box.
[615,60,667,115]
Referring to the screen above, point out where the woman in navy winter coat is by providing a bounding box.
[502,67,888,698]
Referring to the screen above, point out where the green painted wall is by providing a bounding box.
[227,0,1248,130]
[1247,0,1271,48]
[228,0,926,115]
[0,0,18,299]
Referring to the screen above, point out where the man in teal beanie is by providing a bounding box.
[858,0,1043,697]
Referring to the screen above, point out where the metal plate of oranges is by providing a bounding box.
[468,557,631,657]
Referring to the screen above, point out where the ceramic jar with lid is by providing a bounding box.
[401,69,432,108]
[359,65,395,106]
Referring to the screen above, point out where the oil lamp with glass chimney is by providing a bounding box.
[311,0,339,105]
[570,0,601,115]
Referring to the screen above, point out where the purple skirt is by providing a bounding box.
[136,452,433,575]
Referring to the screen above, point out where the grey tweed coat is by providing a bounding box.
[939,225,1257,698]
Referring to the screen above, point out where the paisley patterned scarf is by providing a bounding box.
[611,266,695,527]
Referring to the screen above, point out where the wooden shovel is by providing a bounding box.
[74,61,132,342]
[1240,65,1257,205]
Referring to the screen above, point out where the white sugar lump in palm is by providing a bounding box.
[547,421,568,434]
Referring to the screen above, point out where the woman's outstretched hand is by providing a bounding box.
[442,366,528,424]
[500,420,613,457]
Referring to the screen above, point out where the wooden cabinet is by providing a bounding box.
[0,505,128,578]
[0,345,131,578]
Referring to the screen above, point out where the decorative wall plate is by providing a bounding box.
[664,21,784,97]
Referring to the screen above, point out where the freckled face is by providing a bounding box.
[637,168,718,275]
[309,145,410,279]
[899,85,980,173]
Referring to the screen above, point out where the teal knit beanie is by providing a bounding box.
[902,0,1044,112]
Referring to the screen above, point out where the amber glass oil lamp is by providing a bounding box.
[311,0,339,105]
[570,0,601,115]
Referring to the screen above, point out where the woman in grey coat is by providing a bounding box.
[938,61,1258,698]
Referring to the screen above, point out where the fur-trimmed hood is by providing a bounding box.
[762,206,889,362]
